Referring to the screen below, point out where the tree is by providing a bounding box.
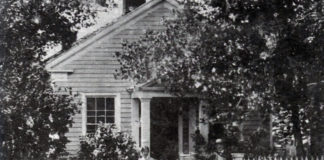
[116,0,324,156]
[0,0,115,159]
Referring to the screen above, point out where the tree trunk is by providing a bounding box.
[309,83,324,156]
[291,107,305,156]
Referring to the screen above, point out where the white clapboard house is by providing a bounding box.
[45,0,272,159]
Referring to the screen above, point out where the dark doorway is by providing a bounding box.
[151,98,179,160]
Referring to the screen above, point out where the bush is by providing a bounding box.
[193,128,273,160]
[78,124,139,160]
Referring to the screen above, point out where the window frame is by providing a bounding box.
[81,93,121,135]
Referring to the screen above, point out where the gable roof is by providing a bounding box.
[45,0,180,70]
[136,79,165,91]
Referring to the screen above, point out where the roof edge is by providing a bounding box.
[46,0,179,70]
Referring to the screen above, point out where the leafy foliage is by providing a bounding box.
[241,128,273,157]
[0,0,115,159]
[77,124,139,160]
[116,0,324,156]
[193,131,217,160]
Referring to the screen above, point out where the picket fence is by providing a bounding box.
[233,155,324,160]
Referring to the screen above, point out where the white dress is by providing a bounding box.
[139,156,155,160]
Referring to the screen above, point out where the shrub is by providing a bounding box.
[78,124,139,160]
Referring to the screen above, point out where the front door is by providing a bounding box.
[151,98,179,160]
[150,98,199,160]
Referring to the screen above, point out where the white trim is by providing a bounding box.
[198,100,209,141]
[179,153,194,160]
[131,98,141,148]
[179,153,193,157]
[48,70,74,73]
[139,98,151,148]
[178,109,183,155]
[81,93,121,135]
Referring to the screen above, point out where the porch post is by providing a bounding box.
[178,106,183,155]
[189,105,198,153]
[199,100,209,141]
[140,98,151,149]
[131,98,140,148]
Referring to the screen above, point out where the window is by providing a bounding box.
[86,97,115,133]
[125,0,146,13]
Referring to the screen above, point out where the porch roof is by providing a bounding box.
[131,79,199,99]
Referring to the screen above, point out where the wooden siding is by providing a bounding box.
[51,1,175,155]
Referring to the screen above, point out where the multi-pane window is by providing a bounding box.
[86,97,115,133]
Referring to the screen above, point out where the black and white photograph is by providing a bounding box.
[1,0,324,159]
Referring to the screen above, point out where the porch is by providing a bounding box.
[129,81,209,160]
